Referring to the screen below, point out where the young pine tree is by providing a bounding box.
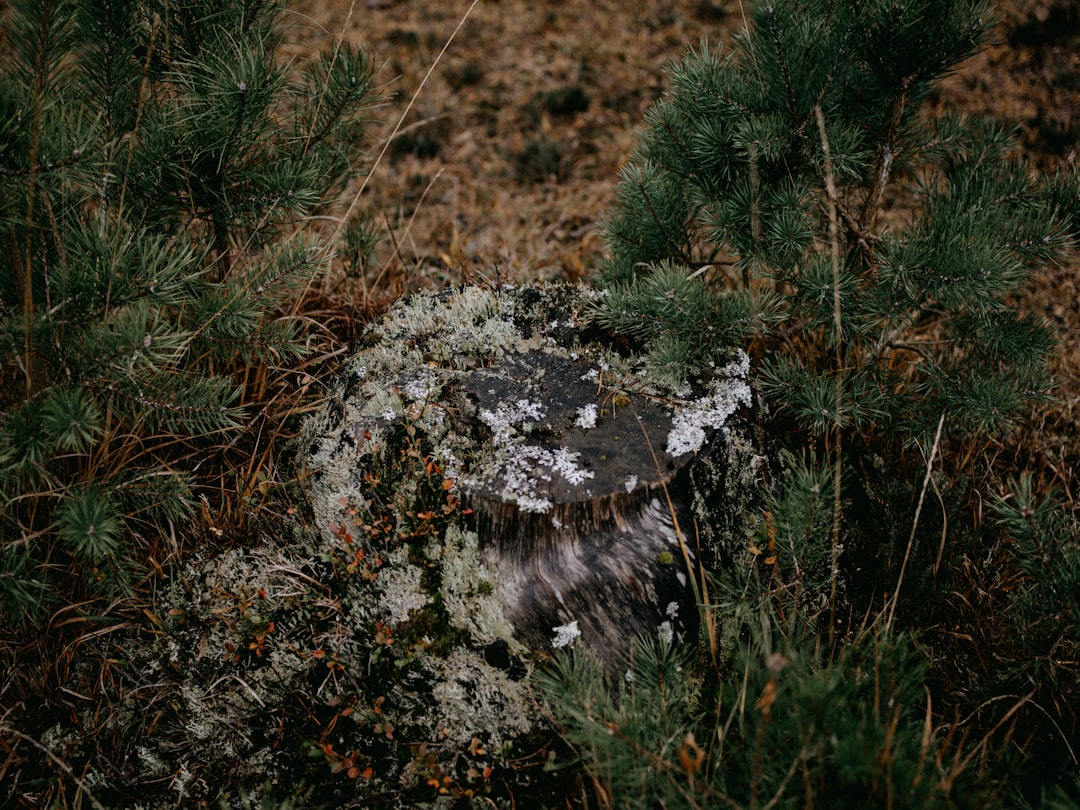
[595,0,1075,442]
[0,0,378,622]
[541,0,1080,805]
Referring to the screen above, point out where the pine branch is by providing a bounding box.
[859,84,907,237]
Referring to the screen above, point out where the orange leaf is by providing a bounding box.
[678,733,704,776]
[756,680,777,715]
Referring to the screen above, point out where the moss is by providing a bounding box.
[395,595,470,659]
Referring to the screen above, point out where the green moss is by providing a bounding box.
[395,595,470,659]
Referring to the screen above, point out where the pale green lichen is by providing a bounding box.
[429,649,534,747]
[376,545,430,625]
[438,524,519,645]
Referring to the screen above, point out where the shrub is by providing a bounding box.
[0,0,378,623]
[594,0,1075,442]
[542,0,1080,805]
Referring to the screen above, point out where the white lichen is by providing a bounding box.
[575,403,598,429]
[377,547,430,626]
[479,398,547,444]
[658,620,674,645]
[515,493,555,513]
[402,368,439,402]
[550,446,594,485]
[552,620,581,649]
[439,525,518,643]
[665,350,752,456]
[477,442,594,512]
[429,650,533,747]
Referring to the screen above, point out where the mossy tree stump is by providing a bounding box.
[21,282,764,807]
[84,284,766,806]
[297,283,767,786]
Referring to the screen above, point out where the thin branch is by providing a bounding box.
[860,84,910,235]
[886,411,946,628]
[816,105,843,649]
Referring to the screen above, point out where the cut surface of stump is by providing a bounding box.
[461,348,732,656]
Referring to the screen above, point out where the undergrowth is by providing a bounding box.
[1,0,1077,807]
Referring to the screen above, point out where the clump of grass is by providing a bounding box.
[506,137,565,184]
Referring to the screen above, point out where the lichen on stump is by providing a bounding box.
[299,282,767,779]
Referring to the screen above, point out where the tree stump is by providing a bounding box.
[297,282,766,785]
[464,348,715,657]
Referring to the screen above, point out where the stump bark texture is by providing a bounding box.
[464,348,706,656]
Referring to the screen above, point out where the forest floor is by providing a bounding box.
[3,3,1079,808]
[287,0,1080,500]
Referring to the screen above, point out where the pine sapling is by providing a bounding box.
[0,0,380,622]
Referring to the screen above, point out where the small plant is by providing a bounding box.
[0,0,378,623]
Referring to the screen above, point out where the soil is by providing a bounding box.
[285,0,1080,491]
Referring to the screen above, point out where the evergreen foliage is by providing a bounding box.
[0,0,378,623]
[540,625,971,809]
[594,0,1075,444]
[992,475,1080,734]
[545,0,1080,805]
